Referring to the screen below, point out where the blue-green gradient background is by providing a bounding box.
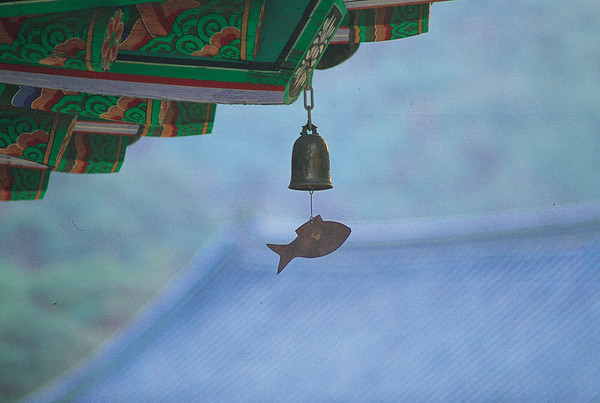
[1,0,600,400]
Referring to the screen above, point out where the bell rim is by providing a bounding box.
[288,183,333,191]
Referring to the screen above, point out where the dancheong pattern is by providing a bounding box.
[120,0,265,61]
[0,0,266,68]
[0,164,50,201]
[148,101,216,137]
[288,5,344,100]
[2,85,169,127]
[336,4,429,43]
[54,132,130,174]
[0,7,124,71]
[0,106,75,168]
[0,0,442,200]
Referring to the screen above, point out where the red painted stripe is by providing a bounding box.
[0,63,285,92]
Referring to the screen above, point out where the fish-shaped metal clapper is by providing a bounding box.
[266,215,351,274]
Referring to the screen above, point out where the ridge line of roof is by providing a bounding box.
[26,228,238,403]
[250,202,600,245]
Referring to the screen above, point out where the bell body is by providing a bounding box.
[289,131,333,191]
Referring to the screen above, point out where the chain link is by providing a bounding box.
[303,85,314,130]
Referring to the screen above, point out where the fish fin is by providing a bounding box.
[266,243,294,274]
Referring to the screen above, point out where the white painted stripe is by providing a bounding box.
[332,29,350,43]
[0,71,286,105]
[0,153,48,169]
[74,121,140,135]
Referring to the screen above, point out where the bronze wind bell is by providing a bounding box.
[267,86,351,274]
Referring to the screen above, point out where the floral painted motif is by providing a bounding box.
[0,8,126,72]
[0,12,88,67]
[119,0,262,61]
[101,9,124,71]
[101,97,143,122]
[0,129,49,159]
[192,27,240,58]
[120,0,201,51]
[6,86,166,126]
[288,5,343,99]
[100,96,168,126]
[0,107,76,169]
[39,38,86,68]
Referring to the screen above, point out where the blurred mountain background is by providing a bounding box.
[1,0,600,401]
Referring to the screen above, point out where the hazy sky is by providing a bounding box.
[2,3,599,399]
[113,0,600,224]
[5,0,600,226]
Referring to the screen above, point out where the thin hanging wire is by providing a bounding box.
[309,190,314,222]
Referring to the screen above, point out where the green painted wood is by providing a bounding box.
[253,0,313,64]
[0,84,169,127]
[147,101,216,137]
[107,0,345,96]
[0,0,347,105]
[0,106,75,168]
[0,82,13,106]
[283,0,347,103]
[119,0,265,62]
[340,3,429,43]
[54,132,129,173]
[0,84,212,138]
[0,0,152,17]
[0,7,124,72]
[0,164,50,200]
[106,0,287,86]
[244,0,266,60]
[110,58,286,85]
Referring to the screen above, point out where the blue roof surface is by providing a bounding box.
[32,206,600,402]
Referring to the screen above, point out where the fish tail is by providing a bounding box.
[266,243,293,274]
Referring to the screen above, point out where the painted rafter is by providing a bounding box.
[0,0,451,200]
[0,0,156,17]
[0,0,346,105]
